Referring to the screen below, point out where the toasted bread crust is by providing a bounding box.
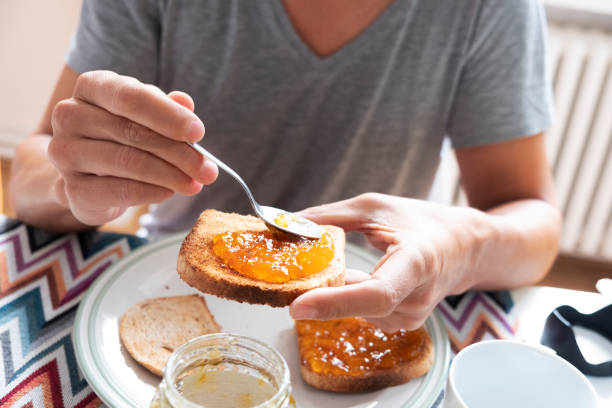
[119,294,221,376]
[177,210,345,307]
[297,326,434,393]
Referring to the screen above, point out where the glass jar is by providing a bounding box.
[150,333,294,408]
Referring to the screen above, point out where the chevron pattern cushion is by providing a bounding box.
[0,217,146,407]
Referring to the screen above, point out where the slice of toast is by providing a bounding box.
[177,209,345,307]
[295,318,434,392]
[119,294,221,376]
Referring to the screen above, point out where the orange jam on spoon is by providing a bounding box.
[212,231,334,283]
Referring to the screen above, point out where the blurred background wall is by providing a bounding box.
[0,0,82,157]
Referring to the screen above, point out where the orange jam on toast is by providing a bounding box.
[212,231,334,283]
[295,318,430,376]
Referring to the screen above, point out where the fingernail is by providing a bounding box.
[291,305,317,320]
[187,119,205,142]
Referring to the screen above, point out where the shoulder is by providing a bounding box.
[475,0,545,28]
[462,0,547,57]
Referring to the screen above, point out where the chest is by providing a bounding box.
[157,0,469,142]
[280,0,396,57]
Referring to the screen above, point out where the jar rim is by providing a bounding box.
[163,332,291,408]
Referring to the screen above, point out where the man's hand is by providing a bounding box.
[289,193,497,332]
[47,70,218,226]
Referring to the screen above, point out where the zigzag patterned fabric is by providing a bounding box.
[439,291,519,354]
[0,217,146,408]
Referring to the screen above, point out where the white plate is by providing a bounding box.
[73,233,450,407]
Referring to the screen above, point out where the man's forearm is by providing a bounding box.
[461,199,561,292]
[9,134,90,232]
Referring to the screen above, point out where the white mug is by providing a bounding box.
[444,340,600,408]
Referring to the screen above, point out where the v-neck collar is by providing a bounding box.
[261,0,406,69]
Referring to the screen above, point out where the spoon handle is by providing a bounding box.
[188,142,262,216]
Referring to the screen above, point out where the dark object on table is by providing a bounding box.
[541,304,612,377]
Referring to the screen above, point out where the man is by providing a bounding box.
[9,0,561,331]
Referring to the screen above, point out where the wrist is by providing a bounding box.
[449,206,502,293]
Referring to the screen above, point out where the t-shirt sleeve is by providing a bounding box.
[447,0,554,149]
[66,0,160,84]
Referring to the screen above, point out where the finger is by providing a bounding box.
[52,176,69,208]
[290,250,421,320]
[297,193,394,233]
[344,268,371,285]
[51,99,217,185]
[166,92,219,183]
[73,70,204,142]
[370,247,423,295]
[366,312,428,332]
[392,301,435,321]
[52,137,203,196]
[393,281,437,310]
[65,173,173,209]
[363,317,399,333]
[62,174,173,225]
[167,91,195,112]
[296,198,366,232]
[290,279,396,320]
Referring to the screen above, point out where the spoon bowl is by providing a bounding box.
[259,205,323,240]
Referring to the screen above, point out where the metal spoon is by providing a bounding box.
[188,142,323,239]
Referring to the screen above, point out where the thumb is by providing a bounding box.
[168,90,195,112]
[290,249,416,321]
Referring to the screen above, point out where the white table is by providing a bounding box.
[512,286,612,406]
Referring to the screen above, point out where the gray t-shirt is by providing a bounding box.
[67,0,553,238]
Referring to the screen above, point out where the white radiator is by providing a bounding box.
[432,22,612,259]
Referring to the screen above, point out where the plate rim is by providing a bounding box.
[73,233,182,407]
[73,232,450,407]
